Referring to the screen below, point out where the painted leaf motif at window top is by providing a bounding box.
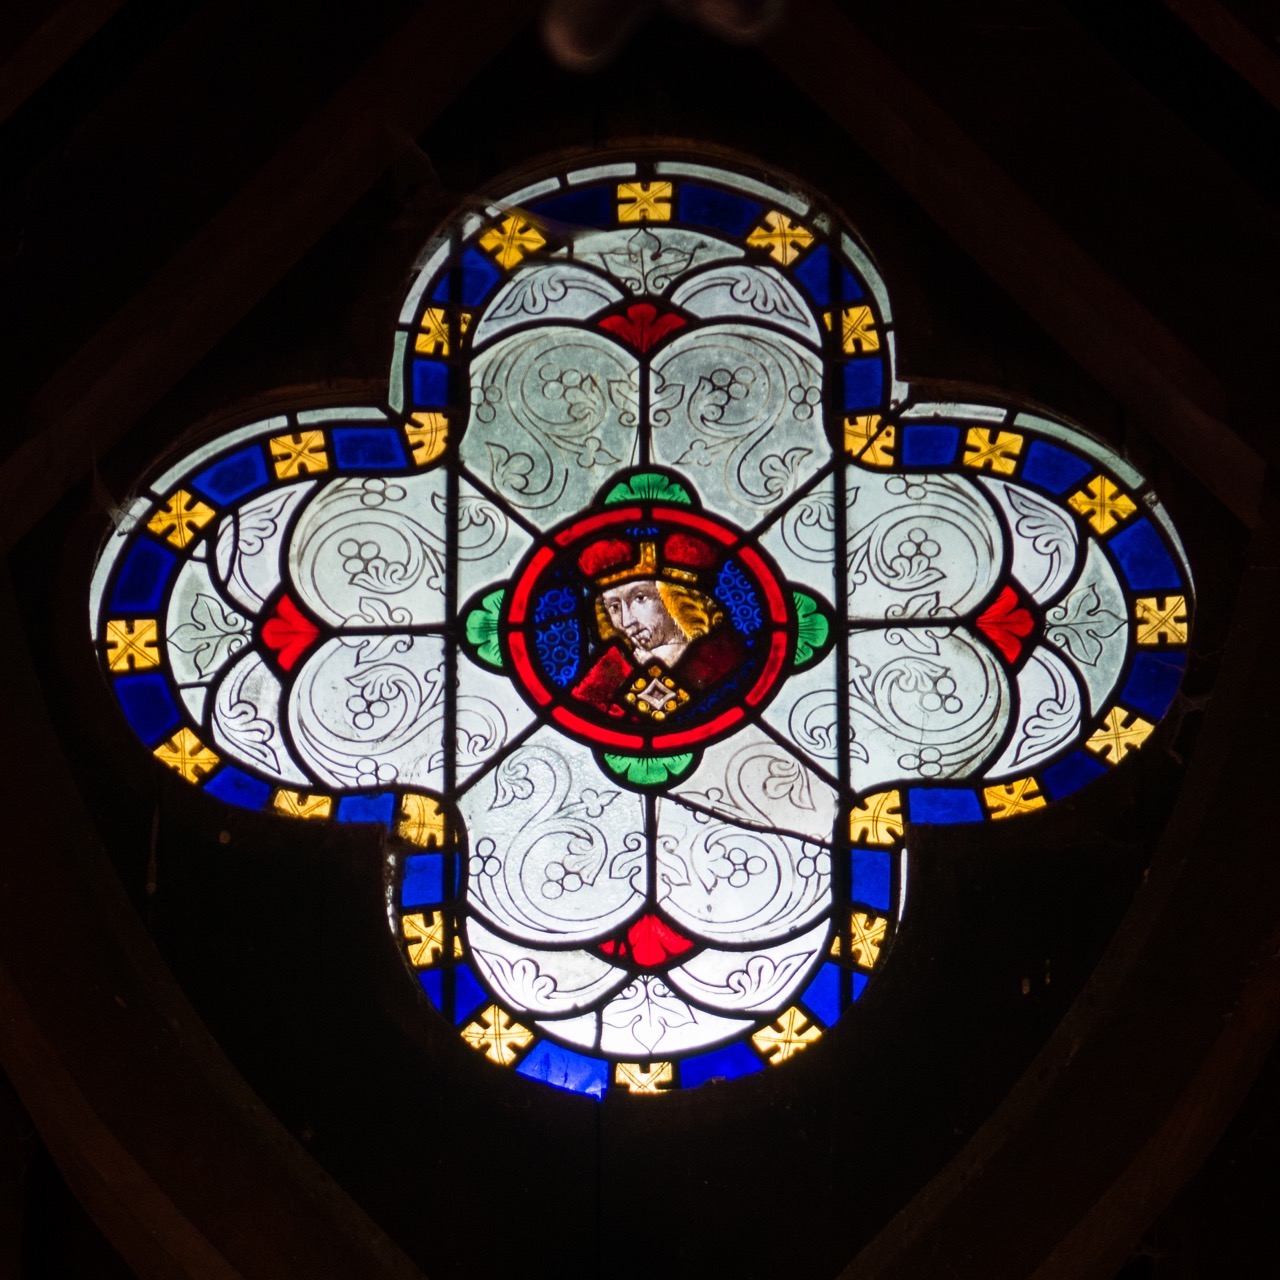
[89,155,1194,1096]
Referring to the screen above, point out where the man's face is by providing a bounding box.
[601,580,683,656]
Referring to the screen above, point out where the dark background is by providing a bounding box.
[1,1,1277,1276]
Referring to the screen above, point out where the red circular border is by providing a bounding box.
[503,504,793,751]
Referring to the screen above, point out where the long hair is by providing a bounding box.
[594,581,723,643]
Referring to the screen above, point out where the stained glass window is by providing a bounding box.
[88,155,1193,1097]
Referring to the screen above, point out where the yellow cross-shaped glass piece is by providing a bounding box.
[617,181,673,222]
[825,305,879,354]
[983,777,1046,819]
[745,210,814,266]
[832,912,888,969]
[402,910,462,966]
[153,728,219,783]
[860,423,896,468]
[147,490,216,548]
[272,789,332,820]
[461,1005,533,1065]
[1134,595,1189,645]
[615,1062,674,1093]
[844,414,881,458]
[478,217,546,269]
[415,308,450,356]
[752,1007,822,1065]
[269,431,329,479]
[1086,706,1154,763]
[849,790,904,845]
[398,794,447,847]
[104,618,160,671]
[404,412,447,467]
[963,428,1025,475]
[1068,474,1137,534]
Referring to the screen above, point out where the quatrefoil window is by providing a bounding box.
[90,155,1193,1096]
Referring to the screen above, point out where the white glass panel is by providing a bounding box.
[848,626,1010,790]
[165,558,251,687]
[757,472,837,585]
[465,915,627,1016]
[460,729,646,944]
[655,802,832,944]
[667,917,830,1014]
[288,473,447,627]
[1043,538,1129,714]
[761,650,841,773]
[287,635,445,789]
[211,650,311,785]
[459,328,640,528]
[671,724,838,845]
[986,645,1087,778]
[979,475,1080,603]
[456,655,536,785]
[214,481,316,613]
[846,468,1002,620]
[455,477,533,604]
[567,226,742,295]
[470,263,623,349]
[669,264,822,347]
[650,323,827,527]
[598,977,752,1057]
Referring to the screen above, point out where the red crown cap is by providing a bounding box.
[578,537,634,578]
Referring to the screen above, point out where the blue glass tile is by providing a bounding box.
[418,969,443,1009]
[453,964,488,1023]
[681,1041,764,1087]
[1019,441,1092,494]
[907,787,984,824]
[534,586,578,622]
[790,253,866,304]
[115,673,181,746]
[1040,749,1108,800]
[191,446,269,503]
[528,187,611,227]
[412,359,449,407]
[851,848,892,911]
[332,428,407,470]
[203,767,272,810]
[534,617,581,687]
[677,184,761,236]
[900,424,960,466]
[793,245,833,305]
[843,358,884,411]
[336,792,396,826]
[401,853,446,908]
[1108,518,1183,591]
[434,246,502,307]
[801,962,843,1027]
[516,1042,609,1099]
[851,972,869,1000]
[715,560,763,635]
[109,539,177,614]
[840,265,865,301]
[1121,652,1186,720]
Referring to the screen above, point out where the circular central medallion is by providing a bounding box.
[500,483,794,755]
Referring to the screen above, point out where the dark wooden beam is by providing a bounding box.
[767,0,1266,527]
[0,0,126,126]
[0,0,536,553]
[1163,0,1280,112]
